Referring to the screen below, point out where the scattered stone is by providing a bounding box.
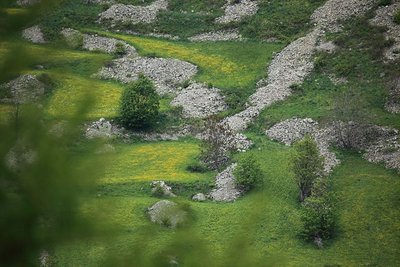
[385,78,400,114]
[85,118,125,139]
[311,0,378,31]
[98,0,168,25]
[188,29,242,42]
[370,2,400,61]
[0,74,45,104]
[151,181,176,197]
[22,25,46,44]
[216,0,258,24]
[124,30,180,41]
[265,118,318,146]
[5,141,37,171]
[314,236,324,249]
[192,193,207,202]
[97,57,197,95]
[208,163,241,202]
[147,200,188,228]
[266,118,340,173]
[82,34,137,57]
[171,83,227,118]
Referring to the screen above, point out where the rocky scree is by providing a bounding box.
[96,57,197,95]
[208,163,241,202]
[85,118,127,139]
[17,0,40,6]
[151,181,176,197]
[22,25,46,44]
[0,75,45,104]
[188,29,242,42]
[369,2,400,62]
[266,118,400,173]
[82,34,137,57]
[224,0,380,132]
[385,78,400,114]
[171,83,227,119]
[216,0,258,24]
[98,0,168,26]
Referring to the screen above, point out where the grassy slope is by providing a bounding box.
[55,139,400,266]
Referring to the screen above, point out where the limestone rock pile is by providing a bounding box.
[97,57,197,95]
[171,83,227,118]
[188,30,242,42]
[82,34,137,57]
[208,164,241,202]
[216,0,258,24]
[0,75,45,104]
[85,118,125,139]
[98,0,168,25]
[370,2,400,61]
[22,25,46,44]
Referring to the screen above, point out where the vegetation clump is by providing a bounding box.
[234,154,264,191]
[118,74,160,130]
[291,135,324,202]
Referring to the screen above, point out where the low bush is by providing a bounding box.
[394,10,400,25]
[234,154,264,191]
[186,163,209,173]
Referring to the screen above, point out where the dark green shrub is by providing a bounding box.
[378,0,391,6]
[114,42,126,57]
[300,196,336,244]
[234,154,264,191]
[119,74,160,130]
[186,163,208,173]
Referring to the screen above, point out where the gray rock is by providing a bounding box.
[22,25,46,44]
[216,0,258,24]
[209,163,241,202]
[82,34,137,57]
[370,2,400,62]
[192,193,207,202]
[188,29,242,42]
[0,74,45,104]
[85,118,124,139]
[98,0,168,25]
[151,181,176,197]
[147,200,188,228]
[96,57,197,95]
[171,83,227,118]
[316,41,337,54]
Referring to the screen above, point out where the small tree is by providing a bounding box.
[234,154,264,191]
[291,135,323,202]
[199,118,236,171]
[119,74,160,130]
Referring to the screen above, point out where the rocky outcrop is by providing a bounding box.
[151,181,176,197]
[147,200,188,228]
[311,0,378,31]
[98,0,168,26]
[22,25,46,44]
[0,74,45,104]
[385,78,400,114]
[171,83,227,118]
[97,57,197,95]
[224,0,379,132]
[188,29,242,42]
[266,118,339,173]
[192,193,207,202]
[85,118,125,139]
[216,0,258,24]
[370,2,400,62]
[208,163,240,202]
[82,34,137,57]
[266,118,400,173]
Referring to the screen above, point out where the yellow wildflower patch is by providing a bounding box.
[101,142,209,183]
